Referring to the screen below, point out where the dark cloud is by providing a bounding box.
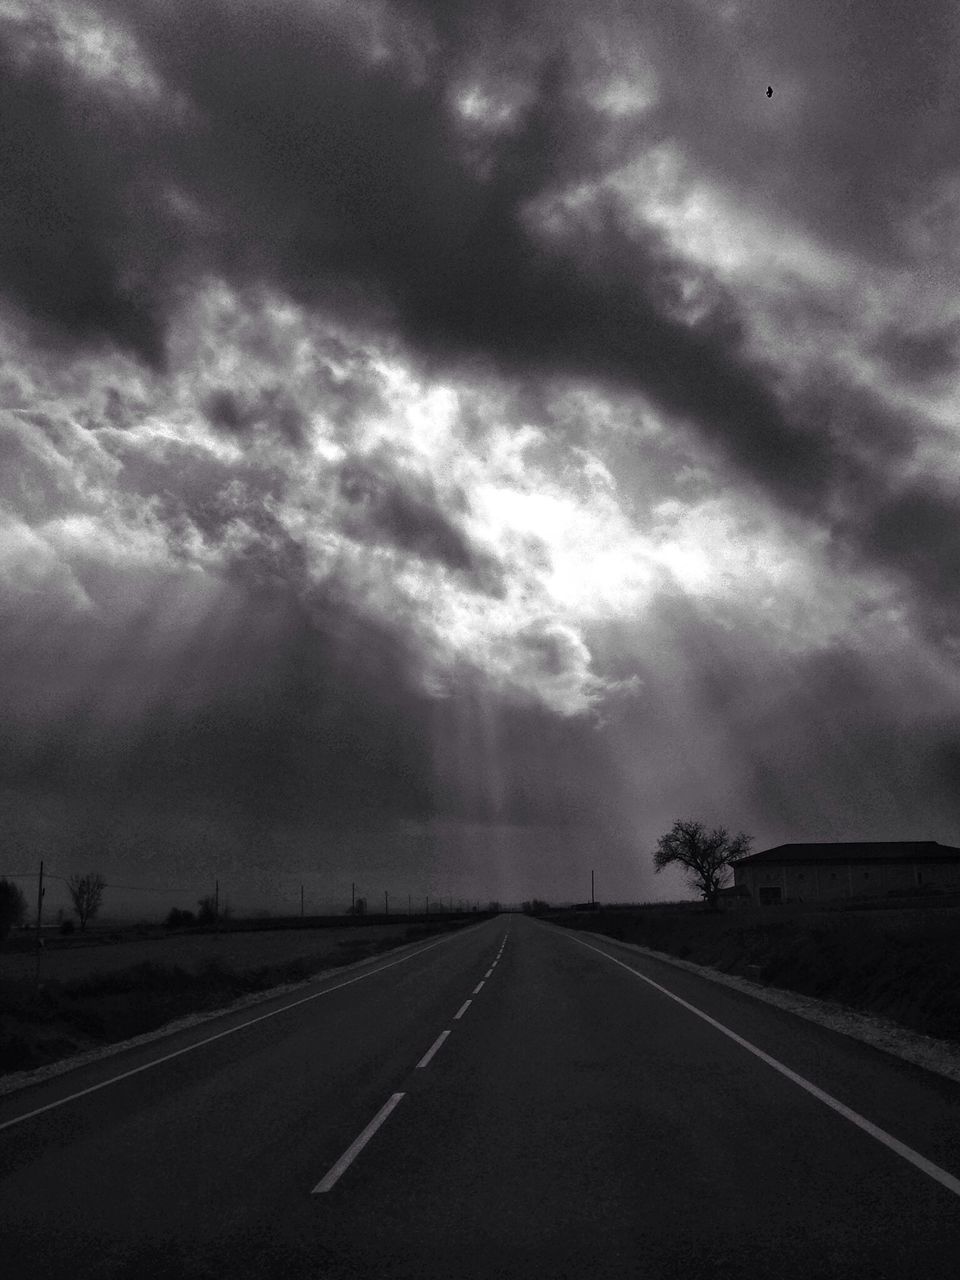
[634,0,960,265]
[859,480,960,639]
[337,452,505,592]
[0,13,178,367]
[100,429,291,554]
[0,1,832,510]
[871,321,960,387]
[203,383,307,447]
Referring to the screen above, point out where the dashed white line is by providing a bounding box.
[484,969,494,978]
[473,981,485,994]
[567,932,960,1202]
[312,1092,406,1193]
[417,1030,451,1069]
[0,936,455,1135]
[454,1000,472,1020]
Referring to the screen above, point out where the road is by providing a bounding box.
[2,913,960,1278]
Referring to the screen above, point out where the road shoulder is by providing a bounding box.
[542,920,960,1085]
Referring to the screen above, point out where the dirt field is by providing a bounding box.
[0,923,422,986]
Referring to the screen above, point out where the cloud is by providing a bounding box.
[2,0,960,903]
[336,450,504,592]
[870,321,960,387]
[0,8,179,366]
[0,1,830,510]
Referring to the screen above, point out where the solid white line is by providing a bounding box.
[312,1092,405,1193]
[416,1030,451,1069]
[568,933,960,1201]
[484,969,493,978]
[0,937,453,1134]
[454,1000,472,1020]
[473,981,485,994]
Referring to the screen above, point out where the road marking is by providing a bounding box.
[312,1093,405,1193]
[484,969,493,978]
[416,1030,451,1069]
[473,981,485,994]
[454,1000,472,1020]
[568,933,960,1201]
[0,936,456,1134]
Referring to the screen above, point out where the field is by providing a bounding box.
[0,920,443,986]
[0,916,481,1076]
[547,898,960,1042]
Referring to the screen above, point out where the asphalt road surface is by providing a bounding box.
[2,913,960,1278]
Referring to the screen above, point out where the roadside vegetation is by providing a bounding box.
[0,878,27,942]
[0,914,485,1076]
[547,897,960,1042]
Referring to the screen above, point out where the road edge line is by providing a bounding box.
[567,931,960,1201]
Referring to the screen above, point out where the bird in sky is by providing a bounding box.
[766,85,773,97]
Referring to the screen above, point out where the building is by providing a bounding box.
[730,841,960,904]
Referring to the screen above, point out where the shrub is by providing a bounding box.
[0,878,28,942]
[166,908,197,928]
[196,896,218,925]
[59,919,76,935]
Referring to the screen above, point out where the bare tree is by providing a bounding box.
[653,820,752,910]
[67,872,106,931]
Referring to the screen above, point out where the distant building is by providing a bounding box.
[716,883,751,909]
[730,842,960,904]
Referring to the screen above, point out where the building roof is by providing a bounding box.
[730,841,960,867]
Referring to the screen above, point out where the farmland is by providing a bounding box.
[0,919,448,986]
[0,915,482,1076]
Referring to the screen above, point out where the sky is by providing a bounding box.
[2,0,960,917]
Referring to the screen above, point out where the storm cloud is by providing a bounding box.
[2,0,960,906]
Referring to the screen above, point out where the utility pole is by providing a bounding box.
[384,890,389,916]
[215,878,220,930]
[352,882,356,914]
[34,859,45,993]
[425,894,429,915]
[408,893,411,915]
[301,884,304,918]
[591,869,595,907]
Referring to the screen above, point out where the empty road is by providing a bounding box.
[2,913,960,1278]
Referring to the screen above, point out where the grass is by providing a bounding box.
[0,919,473,1075]
[546,904,960,1042]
